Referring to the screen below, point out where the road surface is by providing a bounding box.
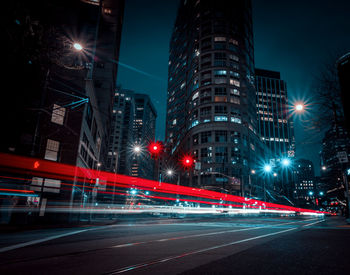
[0,215,349,274]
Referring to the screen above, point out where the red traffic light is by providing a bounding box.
[181,155,194,168]
[148,141,163,157]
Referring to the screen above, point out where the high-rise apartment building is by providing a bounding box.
[165,0,265,195]
[255,69,295,160]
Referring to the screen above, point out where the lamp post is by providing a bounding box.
[263,164,273,202]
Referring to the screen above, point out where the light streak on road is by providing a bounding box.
[0,153,332,217]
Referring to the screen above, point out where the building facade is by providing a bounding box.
[293,159,315,206]
[320,122,350,201]
[1,0,125,222]
[107,90,157,181]
[255,69,294,159]
[132,94,157,180]
[165,0,265,195]
[337,52,350,132]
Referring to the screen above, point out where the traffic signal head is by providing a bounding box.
[181,155,194,169]
[148,141,163,158]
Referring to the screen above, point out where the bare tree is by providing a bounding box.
[307,54,344,133]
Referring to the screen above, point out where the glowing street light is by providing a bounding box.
[251,169,256,174]
[264,164,272,173]
[166,169,174,176]
[133,145,141,153]
[73,42,83,51]
[322,166,327,171]
[281,158,291,167]
[295,103,304,112]
[308,191,314,196]
[273,172,278,177]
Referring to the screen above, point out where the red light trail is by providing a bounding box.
[0,153,331,215]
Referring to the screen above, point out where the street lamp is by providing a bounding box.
[133,145,141,154]
[166,169,174,176]
[281,158,291,167]
[264,164,272,173]
[295,103,304,112]
[73,42,83,51]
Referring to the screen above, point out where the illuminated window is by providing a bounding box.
[214,116,228,122]
[230,79,240,87]
[51,104,66,125]
[45,139,59,161]
[214,37,226,42]
[214,70,227,77]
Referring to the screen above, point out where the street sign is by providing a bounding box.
[337,151,348,163]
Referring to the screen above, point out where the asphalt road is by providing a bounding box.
[0,215,349,275]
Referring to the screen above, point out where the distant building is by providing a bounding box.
[107,90,157,181]
[165,0,265,196]
[255,69,295,197]
[107,89,135,175]
[320,122,350,199]
[293,159,315,206]
[132,94,157,180]
[255,69,295,159]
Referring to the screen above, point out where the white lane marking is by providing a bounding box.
[0,229,90,253]
[0,224,115,253]
[303,219,325,227]
[111,218,318,248]
[107,227,298,274]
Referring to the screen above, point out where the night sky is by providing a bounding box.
[117,0,350,175]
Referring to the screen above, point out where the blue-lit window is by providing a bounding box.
[191,120,199,128]
[203,119,211,123]
[214,70,227,77]
[231,117,242,124]
[214,116,227,122]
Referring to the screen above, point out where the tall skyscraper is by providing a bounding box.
[255,68,295,161]
[107,89,135,175]
[108,90,157,180]
[132,94,157,180]
[165,0,265,195]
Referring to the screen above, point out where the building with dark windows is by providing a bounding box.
[107,90,157,181]
[320,122,350,202]
[165,0,265,196]
[1,0,124,222]
[107,89,135,175]
[132,94,157,180]
[255,69,295,197]
[293,159,315,206]
[255,69,294,159]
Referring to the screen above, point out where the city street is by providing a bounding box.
[0,215,349,274]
